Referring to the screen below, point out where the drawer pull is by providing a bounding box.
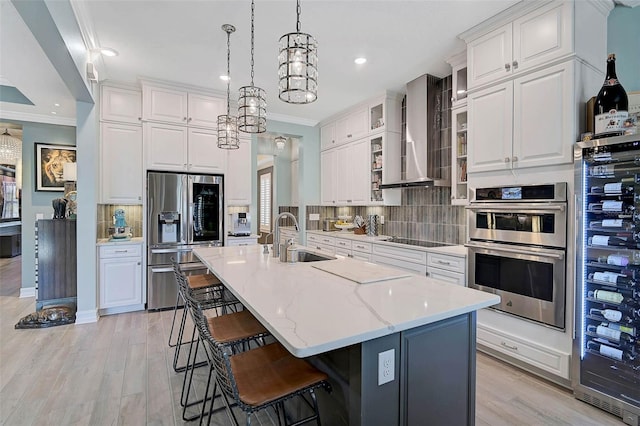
[355,244,365,249]
[501,341,518,351]
[115,250,129,253]
[437,260,451,266]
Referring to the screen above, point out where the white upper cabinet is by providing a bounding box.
[100,122,143,204]
[466,1,571,90]
[226,138,252,206]
[320,122,337,150]
[100,85,142,124]
[321,150,337,205]
[335,139,369,205]
[142,83,225,129]
[468,61,574,173]
[335,107,368,145]
[144,122,224,174]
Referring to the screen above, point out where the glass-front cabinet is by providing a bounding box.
[447,50,467,108]
[451,107,468,205]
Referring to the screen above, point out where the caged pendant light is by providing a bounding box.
[0,129,21,164]
[238,0,266,133]
[218,24,240,150]
[278,0,317,104]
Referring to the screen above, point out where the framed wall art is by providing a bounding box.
[35,143,76,192]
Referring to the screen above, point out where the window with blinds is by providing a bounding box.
[259,170,272,233]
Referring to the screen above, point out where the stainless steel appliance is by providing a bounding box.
[322,218,337,232]
[230,212,251,236]
[147,172,223,310]
[465,183,568,329]
[573,134,640,424]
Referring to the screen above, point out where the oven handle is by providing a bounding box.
[464,241,565,260]
[465,204,565,213]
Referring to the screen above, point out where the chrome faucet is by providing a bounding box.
[272,212,299,258]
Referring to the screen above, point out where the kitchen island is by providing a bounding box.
[193,245,499,426]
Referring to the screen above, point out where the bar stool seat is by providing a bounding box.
[188,273,221,290]
[207,310,268,345]
[231,342,328,407]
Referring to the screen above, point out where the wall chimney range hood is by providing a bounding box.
[380,74,449,189]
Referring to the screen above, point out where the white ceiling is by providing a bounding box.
[1,0,523,126]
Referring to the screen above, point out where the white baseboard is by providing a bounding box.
[75,309,99,324]
[99,304,145,316]
[19,287,36,298]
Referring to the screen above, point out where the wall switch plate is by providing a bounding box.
[380,215,385,224]
[378,349,395,386]
[309,213,320,221]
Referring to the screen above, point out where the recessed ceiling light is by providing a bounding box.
[51,111,57,115]
[354,57,367,65]
[54,103,60,107]
[99,47,118,57]
[219,75,230,81]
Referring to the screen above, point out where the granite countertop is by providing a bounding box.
[97,237,144,246]
[193,245,498,358]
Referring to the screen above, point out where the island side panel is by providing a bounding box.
[399,312,476,426]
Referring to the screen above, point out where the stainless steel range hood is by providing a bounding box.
[380,74,450,189]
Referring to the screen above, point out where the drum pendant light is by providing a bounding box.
[218,24,240,149]
[278,0,318,104]
[238,0,266,133]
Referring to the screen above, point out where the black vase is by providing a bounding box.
[52,198,67,219]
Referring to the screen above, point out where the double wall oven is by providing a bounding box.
[465,183,568,329]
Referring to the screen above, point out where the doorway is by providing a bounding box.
[257,158,273,244]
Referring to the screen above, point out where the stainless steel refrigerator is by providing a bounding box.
[147,171,223,310]
[574,134,640,425]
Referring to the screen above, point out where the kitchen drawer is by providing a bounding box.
[335,247,350,257]
[351,251,372,262]
[371,254,426,275]
[426,267,465,286]
[477,324,569,378]
[309,242,335,255]
[427,252,465,274]
[372,243,427,264]
[307,233,336,246]
[99,243,142,259]
[335,238,352,250]
[352,241,372,253]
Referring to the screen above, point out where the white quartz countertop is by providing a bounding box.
[193,245,499,358]
[96,237,143,246]
[306,229,390,243]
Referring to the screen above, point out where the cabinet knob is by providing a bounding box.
[512,156,518,162]
[137,262,141,265]
[504,63,511,71]
[188,117,192,122]
[512,60,518,70]
[183,117,187,121]
[347,134,352,138]
[425,271,430,277]
[138,117,141,121]
[504,157,511,163]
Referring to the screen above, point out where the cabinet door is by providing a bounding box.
[99,256,142,308]
[348,108,368,141]
[467,81,513,173]
[512,2,571,73]
[320,150,337,205]
[187,127,226,173]
[291,159,299,206]
[144,122,188,171]
[188,93,225,128]
[426,267,465,286]
[320,122,337,150]
[467,23,512,89]
[143,85,188,124]
[226,138,251,205]
[100,123,143,204]
[336,140,369,205]
[100,86,141,124]
[512,61,574,170]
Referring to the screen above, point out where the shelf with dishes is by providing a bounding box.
[452,107,468,204]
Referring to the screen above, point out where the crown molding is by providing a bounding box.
[0,110,76,127]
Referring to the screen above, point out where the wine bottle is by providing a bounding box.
[588,235,636,248]
[591,289,625,304]
[596,254,630,266]
[603,182,635,195]
[604,322,637,338]
[587,341,635,361]
[594,54,629,137]
[589,307,638,323]
[590,219,635,231]
[589,271,636,287]
[588,323,638,344]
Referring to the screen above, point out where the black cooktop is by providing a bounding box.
[382,237,449,248]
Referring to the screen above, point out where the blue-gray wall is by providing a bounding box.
[608,5,640,92]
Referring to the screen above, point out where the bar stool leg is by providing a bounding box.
[167,289,182,348]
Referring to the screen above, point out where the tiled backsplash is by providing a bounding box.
[302,187,465,245]
[97,204,143,238]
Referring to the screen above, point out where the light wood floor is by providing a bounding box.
[0,256,625,425]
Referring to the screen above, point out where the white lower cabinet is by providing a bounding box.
[306,233,336,255]
[426,252,466,286]
[371,244,427,275]
[226,236,258,246]
[99,243,143,314]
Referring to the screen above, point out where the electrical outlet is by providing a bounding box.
[309,213,320,221]
[379,215,385,224]
[378,349,394,386]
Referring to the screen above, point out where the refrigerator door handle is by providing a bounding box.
[187,174,194,244]
[150,267,173,273]
[151,248,179,254]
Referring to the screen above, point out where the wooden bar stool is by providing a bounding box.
[182,288,270,422]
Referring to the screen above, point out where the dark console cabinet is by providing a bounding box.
[36,219,77,309]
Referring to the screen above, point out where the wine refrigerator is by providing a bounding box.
[574,134,640,425]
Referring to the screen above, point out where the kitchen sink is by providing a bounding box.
[295,250,336,262]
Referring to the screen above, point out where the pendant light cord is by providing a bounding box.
[226,27,231,116]
[250,0,255,86]
[296,0,301,33]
